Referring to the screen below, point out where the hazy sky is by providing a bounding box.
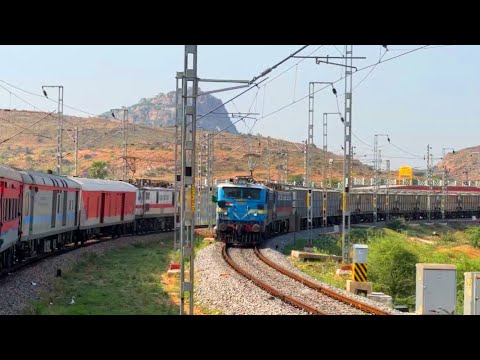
[0,45,477,170]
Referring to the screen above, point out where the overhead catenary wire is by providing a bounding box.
[0,115,54,141]
[213,45,439,166]
[0,111,56,145]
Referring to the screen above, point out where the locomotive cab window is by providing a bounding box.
[244,188,261,200]
[223,187,242,199]
[222,187,261,200]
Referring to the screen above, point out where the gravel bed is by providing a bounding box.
[261,230,408,315]
[0,233,171,315]
[229,247,366,315]
[195,242,307,315]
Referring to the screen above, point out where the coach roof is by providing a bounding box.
[0,165,23,182]
[68,177,137,192]
[20,170,80,188]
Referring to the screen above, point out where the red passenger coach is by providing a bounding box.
[0,165,23,269]
[68,177,137,239]
[135,186,175,231]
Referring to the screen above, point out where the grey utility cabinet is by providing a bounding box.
[464,272,480,315]
[416,263,456,315]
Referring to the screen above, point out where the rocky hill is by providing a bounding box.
[436,145,480,182]
[100,89,239,134]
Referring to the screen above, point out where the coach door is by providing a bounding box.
[29,188,35,234]
[51,190,58,228]
[62,190,68,226]
[74,191,79,226]
[121,193,125,221]
[100,193,106,223]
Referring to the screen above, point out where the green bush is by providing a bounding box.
[440,232,456,243]
[465,227,480,248]
[368,237,418,300]
[385,218,408,232]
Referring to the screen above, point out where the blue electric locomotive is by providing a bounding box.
[215,176,292,245]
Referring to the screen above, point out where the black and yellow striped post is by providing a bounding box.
[351,244,368,282]
[352,262,368,282]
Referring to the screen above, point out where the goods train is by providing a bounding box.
[0,165,175,271]
[214,176,480,245]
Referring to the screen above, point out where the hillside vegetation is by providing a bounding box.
[0,109,374,183]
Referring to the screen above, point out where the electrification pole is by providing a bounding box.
[386,159,390,221]
[177,45,253,315]
[179,46,198,316]
[42,85,63,175]
[111,108,129,181]
[267,137,271,182]
[291,48,366,262]
[303,140,307,187]
[123,109,128,181]
[196,129,205,225]
[74,126,78,176]
[342,46,354,263]
[207,132,214,230]
[441,147,455,221]
[427,144,432,221]
[322,113,340,228]
[306,82,335,247]
[373,134,389,226]
[174,72,183,251]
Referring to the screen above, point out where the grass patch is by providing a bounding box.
[286,223,480,313]
[25,234,217,315]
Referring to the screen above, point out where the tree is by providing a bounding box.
[289,174,304,184]
[88,161,109,179]
[368,238,418,301]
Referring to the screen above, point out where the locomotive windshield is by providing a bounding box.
[222,187,262,200]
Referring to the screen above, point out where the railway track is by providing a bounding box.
[222,244,390,315]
